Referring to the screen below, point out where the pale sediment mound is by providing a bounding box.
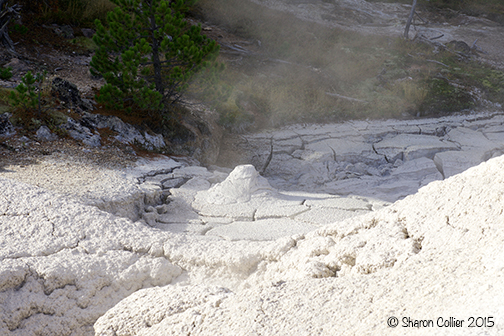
[196,164,274,204]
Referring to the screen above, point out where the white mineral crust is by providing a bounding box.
[1,113,504,335]
[94,155,504,336]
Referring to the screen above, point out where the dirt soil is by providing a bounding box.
[1,0,504,169]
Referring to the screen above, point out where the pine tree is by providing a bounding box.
[90,0,219,115]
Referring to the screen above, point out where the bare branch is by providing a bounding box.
[426,59,449,67]
[415,11,427,24]
[0,1,21,52]
[471,38,478,49]
[404,0,418,39]
[325,92,368,104]
[430,34,444,40]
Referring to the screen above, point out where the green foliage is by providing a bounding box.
[10,24,28,35]
[8,71,55,131]
[70,36,98,51]
[0,88,13,114]
[90,0,220,117]
[0,67,13,80]
[420,77,474,115]
[7,72,70,132]
[9,71,45,112]
[188,62,230,106]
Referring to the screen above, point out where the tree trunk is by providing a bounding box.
[0,0,21,52]
[149,5,164,97]
[404,0,417,39]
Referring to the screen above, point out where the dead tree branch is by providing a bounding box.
[415,11,427,24]
[404,0,418,39]
[0,0,21,52]
[426,59,449,67]
[325,92,368,104]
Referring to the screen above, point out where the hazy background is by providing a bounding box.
[191,0,504,132]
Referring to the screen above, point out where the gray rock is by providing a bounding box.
[61,25,74,39]
[168,105,223,165]
[51,77,93,111]
[144,206,156,213]
[61,117,101,147]
[3,58,29,72]
[144,132,165,150]
[81,134,101,147]
[0,113,14,138]
[142,211,159,227]
[81,104,221,164]
[49,24,74,39]
[81,112,166,151]
[81,28,95,38]
[161,177,189,189]
[155,204,170,214]
[36,126,58,141]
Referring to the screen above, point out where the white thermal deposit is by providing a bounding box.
[1,140,504,335]
[94,156,504,336]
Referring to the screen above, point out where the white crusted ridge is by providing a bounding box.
[95,155,504,335]
[0,177,182,335]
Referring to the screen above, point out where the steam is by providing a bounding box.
[194,0,423,130]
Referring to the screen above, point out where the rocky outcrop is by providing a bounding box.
[2,57,29,73]
[46,78,221,163]
[81,28,95,38]
[61,116,101,147]
[80,112,167,151]
[43,24,75,39]
[164,102,223,165]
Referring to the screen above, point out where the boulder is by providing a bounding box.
[3,57,29,72]
[164,102,223,165]
[61,116,101,147]
[51,77,93,111]
[0,112,14,137]
[81,28,95,38]
[36,125,58,141]
[45,24,74,39]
